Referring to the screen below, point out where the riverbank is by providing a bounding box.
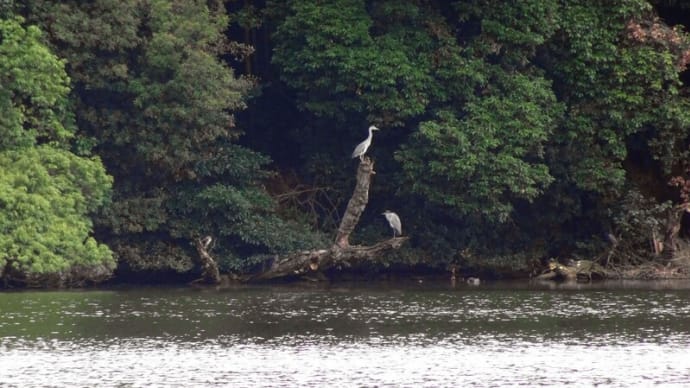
[3,252,690,290]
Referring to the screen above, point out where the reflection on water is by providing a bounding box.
[1,281,690,387]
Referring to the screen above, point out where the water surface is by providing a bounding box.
[1,280,690,386]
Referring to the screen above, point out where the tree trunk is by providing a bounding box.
[662,207,683,264]
[334,157,375,248]
[192,236,221,284]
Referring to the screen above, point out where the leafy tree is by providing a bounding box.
[543,1,690,193]
[396,71,562,222]
[0,16,113,286]
[0,147,113,285]
[25,0,324,276]
[266,0,449,208]
[529,0,690,256]
[272,0,437,125]
[0,16,72,149]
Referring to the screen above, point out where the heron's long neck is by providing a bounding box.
[367,128,374,140]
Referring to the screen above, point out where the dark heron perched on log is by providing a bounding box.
[382,210,402,237]
[352,125,380,161]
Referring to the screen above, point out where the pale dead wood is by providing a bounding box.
[334,157,375,248]
[192,236,221,285]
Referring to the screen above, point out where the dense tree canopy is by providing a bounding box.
[0,17,72,149]
[3,0,690,286]
[0,17,113,286]
[263,0,690,270]
[24,0,325,279]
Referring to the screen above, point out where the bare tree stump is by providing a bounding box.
[192,236,221,284]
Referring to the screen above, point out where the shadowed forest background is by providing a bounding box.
[3,0,690,286]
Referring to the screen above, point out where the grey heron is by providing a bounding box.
[352,125,380,161]
[382,210,402,237]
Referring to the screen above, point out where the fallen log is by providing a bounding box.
[252,237,408,281]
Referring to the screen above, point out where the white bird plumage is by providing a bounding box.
[382,210,402,237]
[352,125,380,161]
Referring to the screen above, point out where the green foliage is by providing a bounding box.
[544,1,690,193]
[168,143,328,271]
[397,72,561,221]
[0,16,73,150]
[270,0,438,124]
[0,146,114,277]
[265,0,690,268]
[270,0,564,224]
[0,16,113,285]
[11,0,690,281]
[455,0,561,54]
[271,0,373,119]
[26,0,325,276]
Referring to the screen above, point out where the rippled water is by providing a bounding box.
[2,280,690,387]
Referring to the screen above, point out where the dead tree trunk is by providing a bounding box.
[334,158,375,248]
[250,156,408,281]
[192,236,221,284]
[662,206,684,264]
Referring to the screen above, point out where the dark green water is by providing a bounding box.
[1,280,690,387]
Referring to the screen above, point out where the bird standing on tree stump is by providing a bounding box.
[352,125,380,161]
